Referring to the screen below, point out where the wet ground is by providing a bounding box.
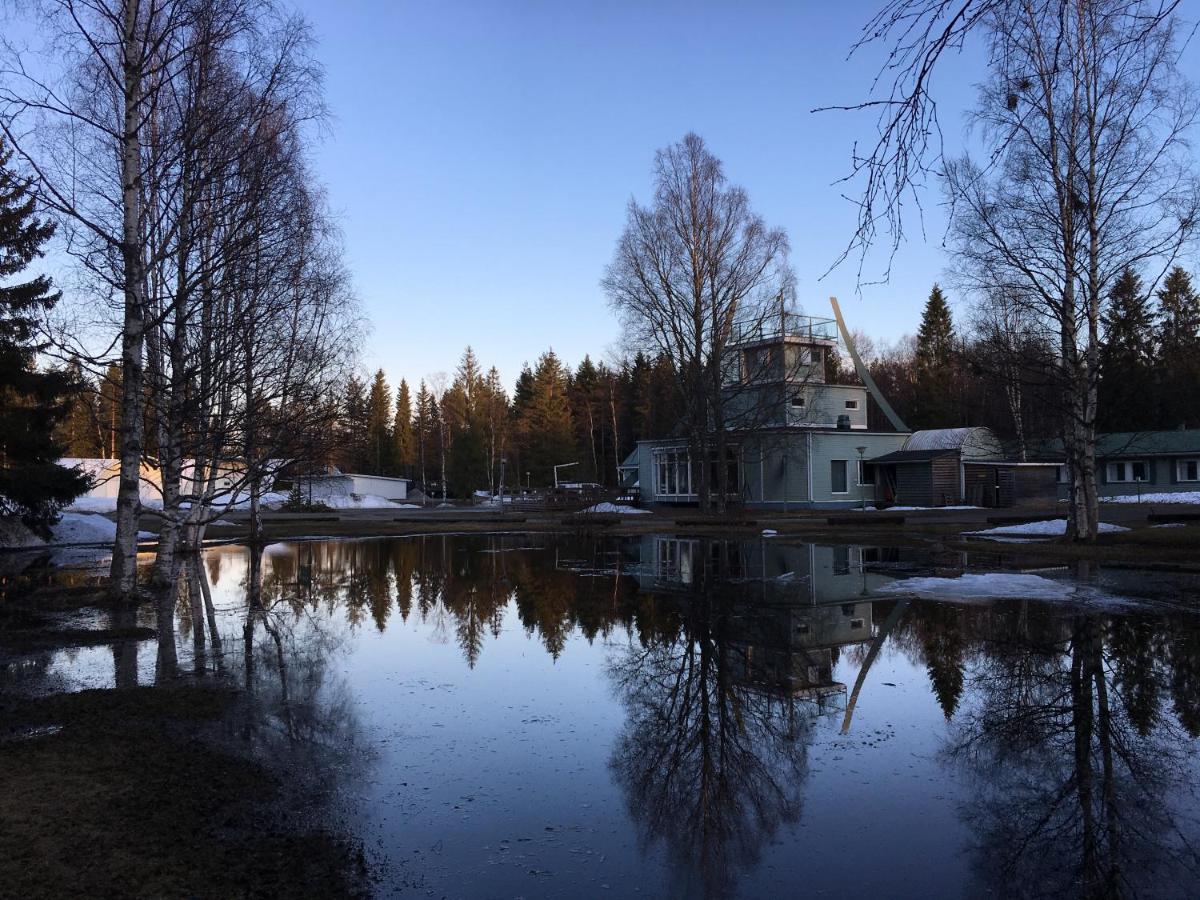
[4,533,1200,898]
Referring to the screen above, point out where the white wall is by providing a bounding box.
[347,474,409,500]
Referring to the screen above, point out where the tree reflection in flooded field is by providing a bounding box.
[24,533,1200,898]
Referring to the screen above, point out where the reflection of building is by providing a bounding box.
[633,537,895,699]
[726,599,875,699]
[635,536,896,603]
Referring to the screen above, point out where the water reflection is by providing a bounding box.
[21,533,1200,897]
[938,607,1200,896]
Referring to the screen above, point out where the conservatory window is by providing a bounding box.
[654,448,693,498]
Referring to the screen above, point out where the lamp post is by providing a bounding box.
[856,446,868,511]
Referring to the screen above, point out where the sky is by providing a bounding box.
[283,1,1013,391]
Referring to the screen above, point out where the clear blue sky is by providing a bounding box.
[289,1,1005,391]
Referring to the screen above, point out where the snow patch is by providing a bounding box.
[1102,491,1200,505]
[877,572,1073,601]
[50,513,154,545]
[0,518,45,549]
[761,529,778,537]
[854,505,981,512]
[579,502,651,515]
[965,518,1129,538]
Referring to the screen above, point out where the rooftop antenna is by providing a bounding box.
[830,296,909,433]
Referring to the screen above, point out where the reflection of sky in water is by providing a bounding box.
[30,536,1200,898]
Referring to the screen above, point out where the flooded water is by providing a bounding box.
[11,534,1200,898]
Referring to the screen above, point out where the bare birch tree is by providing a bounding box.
[603,133,790,511]
[831,0,1198,539]
[0,0,206,596]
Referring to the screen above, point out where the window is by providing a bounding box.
[831,459,848,493]
[790,394,806,409]
[850,618,865,630]
[844,399,859,410]
[1107,460,1149,483]
[1178,459,1200,482]
[858,461,877,485]
[654,448,693,498]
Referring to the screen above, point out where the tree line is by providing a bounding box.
[326,347,682,498]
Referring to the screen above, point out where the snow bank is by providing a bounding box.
[67,496,164,513]
[319,492,400,509]
[0,518,45,549]
[877,572,1074,601]
[965,518,1129,538]
[1102,491,1200,505]
[50,513,155,545]
[579,502,651,515]
[854,505,980,512]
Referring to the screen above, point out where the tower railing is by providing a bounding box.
[730,313,838,346]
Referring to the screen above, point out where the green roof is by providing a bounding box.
[1035,430,1200,459]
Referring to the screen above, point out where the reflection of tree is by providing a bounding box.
[917,604,966,720]
[236,544,366,796]
[948,613,1200,897]
[607,589,813,898]
[1168,627,1200,739]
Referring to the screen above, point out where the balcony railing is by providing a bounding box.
[730,313,838,346]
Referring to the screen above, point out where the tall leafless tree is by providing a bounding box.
[603,133,791,511]
[830,0,1198,539]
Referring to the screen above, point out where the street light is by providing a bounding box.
[855,446,868,511]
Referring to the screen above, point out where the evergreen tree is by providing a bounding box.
[481,367,509,493]
[393,379,414,475]
[414,379,434,490]
[365,369,393,475]
[340,375,369,472]
[571,356,601,482]
[1098,267,1157,431]
[0,137,89,533]
[54,360,101,457]
[1156,266,1200,429]
[911,284,959,428]
[96,364,122,458]
[517,350,576,486]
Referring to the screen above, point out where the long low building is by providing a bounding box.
[1039,430,1200,500]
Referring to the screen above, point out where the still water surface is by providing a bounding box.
[24,535,1200,897]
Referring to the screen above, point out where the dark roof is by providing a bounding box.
[1033,430,1200,460]
[868,448,959,464]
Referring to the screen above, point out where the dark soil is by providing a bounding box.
[0,686,369,899]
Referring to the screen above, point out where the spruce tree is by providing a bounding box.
[393,379,414,476]
[912,284,959,428]
[340,376,369,472]
[54,360,102,457]
[1157,266,1200,429]
[365,369,393,475]
[518,350,576,486]
[96,363,122,458]
[1098,267,1157,431]
[0,137,90,533]
[414,380,433,490]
